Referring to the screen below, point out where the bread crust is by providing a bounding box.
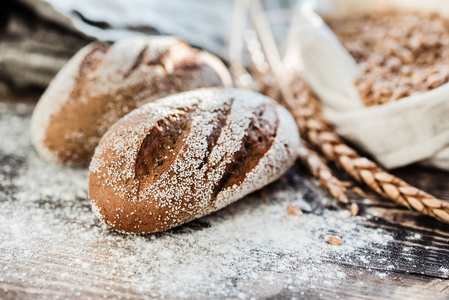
[89,88,300,234]
[31,36,231,165]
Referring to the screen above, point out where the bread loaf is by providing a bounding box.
[89,88,300,234]
[31,36,232,165]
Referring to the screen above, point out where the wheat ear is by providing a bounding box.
[249,0,449,223]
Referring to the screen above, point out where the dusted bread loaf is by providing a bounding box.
[89,88,300,234]
[31,36,231,165]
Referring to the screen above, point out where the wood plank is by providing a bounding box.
[1,98,449,299]
[282,165,449,279]
[1,254,448,300]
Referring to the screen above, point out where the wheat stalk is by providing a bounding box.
[228,0,349,204]
[244,31,348,204]
[249,0,449,223]
[289,76,449,222]
[296,139,348,203]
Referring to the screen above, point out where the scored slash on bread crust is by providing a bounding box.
[31,36,232,165]
[89,88,300,234]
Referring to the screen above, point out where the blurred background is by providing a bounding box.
[0,0,299,95]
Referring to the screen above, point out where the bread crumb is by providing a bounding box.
[287,205,303,216]
[350,203,359,216]
[326,236,343,246]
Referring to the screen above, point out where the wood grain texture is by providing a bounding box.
[1,96,449,299]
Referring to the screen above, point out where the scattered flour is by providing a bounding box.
[439,267,449,276]
[0,100,442,298]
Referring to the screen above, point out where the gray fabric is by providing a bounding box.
[1,0,298,91]
[42,0,234,59]
[0,1,89,90]
[1,0,235,91]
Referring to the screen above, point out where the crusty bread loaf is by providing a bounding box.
[89,88,300,234]
[31,36,232,165]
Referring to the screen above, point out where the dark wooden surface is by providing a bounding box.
[1,96,449,299]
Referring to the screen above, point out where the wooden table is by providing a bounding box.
[0,96,448,299]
